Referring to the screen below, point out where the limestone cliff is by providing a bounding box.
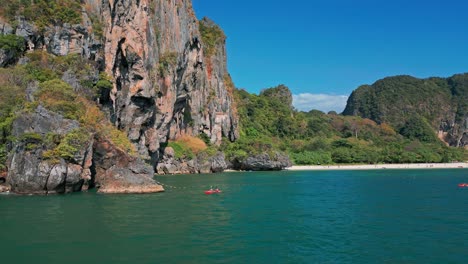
[1,0,238,158]
[0,0,240,192]
[100,0,238,165]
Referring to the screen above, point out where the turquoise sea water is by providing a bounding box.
[1,169,468,263]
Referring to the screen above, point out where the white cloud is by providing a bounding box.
[292,93,349,113]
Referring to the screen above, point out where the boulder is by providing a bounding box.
[92,138,163,194]
[156,149,228,175]
[233,152,292,171]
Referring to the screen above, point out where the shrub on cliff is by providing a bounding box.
[0,34,26,58]
[199,18,226,57]
[43,128,90,162]
[36,79,84,120]
[2,0,82,30]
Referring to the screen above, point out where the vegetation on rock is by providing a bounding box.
[0,50,137,170]
[43,128,90,162]
[166,136,208,160]
[199,18,226,57]
[1,0,82,30]
[343,74,467,144]
[0,34,26,58]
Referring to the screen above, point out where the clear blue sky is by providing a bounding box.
[192,0,468,112]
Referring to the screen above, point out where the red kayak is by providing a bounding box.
[458,183,468,188]
[205,189,222,194]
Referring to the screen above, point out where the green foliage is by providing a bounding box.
[198,133,211,146]
[24,64,58,82]
[260,84,293,108]
[96,72,113,90]
[0,145,7,171]
[290,151,332,165]
[88,14,104,39]
[36,79,85,120]
[0,67,28,169]
[229,83,467,165]
[19,132,43,151]
[448,74,468,123]
[2,0,82,30]
[199,18,226,57]
[107,126,136,155]
[167,141,195,160]
[0,34,25,57]
[221,134,277,162]
[197,146,218,163]
[43,128,90,161]
[0,49,136,169]
[399,115,438,143]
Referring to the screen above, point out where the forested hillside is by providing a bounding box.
[343,74,468,148]
[224,84,466,165]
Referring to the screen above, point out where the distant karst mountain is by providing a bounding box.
[343,74,468,148]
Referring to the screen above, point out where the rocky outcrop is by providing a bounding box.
[6,106,163,194]
[232,153,292,171]
[7,106,89,194]
[1,15,102,67]
[260,84,293,109]
[93,139,163,193]
[156,147,227,175]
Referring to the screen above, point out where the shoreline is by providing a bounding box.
[286,162,467,171]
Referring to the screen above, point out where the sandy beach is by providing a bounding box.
[286,162,468,171]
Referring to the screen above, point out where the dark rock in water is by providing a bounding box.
[156,148,227,175]
[210,152,228,173]
[92,139,163,194]
[233,152,292,171]
[7,107,89,194]
[7,106,163,195]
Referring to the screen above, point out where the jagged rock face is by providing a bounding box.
[6,106,163,194]
[1,0,239,177]
[92,139,163,193]
[101,0,238,164]
[232,153,292,171]
[1,16,102,61]
[7,106,92,194]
